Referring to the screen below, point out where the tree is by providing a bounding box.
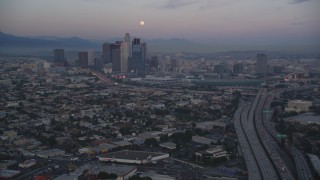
[128,175,152,180]
[108,173,118,179]
[144,138,159,147]
[120,127,131,135]
[160,134,169,142]
[98,172,118,179]
[47,136,57,147]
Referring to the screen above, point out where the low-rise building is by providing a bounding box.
[196,146,227,161]
[60,164,137,180]
[0,169,21,179]
[192,135,216,145]
[36,148,65,158]
[141,170,175,180]
[287,100,312,112]
[98,150,169,164]
[19,159,37,168]
[3,130,17,139]
[160,142,176,150]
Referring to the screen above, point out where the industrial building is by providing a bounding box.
[195,146,227,161]
[98,150,169,164]
[287,100,312,112]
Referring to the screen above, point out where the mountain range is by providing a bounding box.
[0,32,99,49]
[1,32,318,56]
[0,32,211,54]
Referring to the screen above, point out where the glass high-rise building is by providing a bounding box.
[78,51,88,68]
[102,42,111,64]
[132,38,147,77]
[256,54,268,75]
[53,49,65,66]
[120,33,131,73]
[88,49,95,66]
[233,63,244,74]
[111,43,121,72]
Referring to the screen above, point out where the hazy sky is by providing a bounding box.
[0,0,319,46]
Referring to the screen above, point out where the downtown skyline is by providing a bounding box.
[0,0,320,52]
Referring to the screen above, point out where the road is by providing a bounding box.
[234,100,263,180]
[244,90,279,180]
[254,91,295,180]
[260,90,314,180]
[235,88,314,180]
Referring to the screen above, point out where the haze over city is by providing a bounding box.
[0,1,320,180]
[1,0,320,52]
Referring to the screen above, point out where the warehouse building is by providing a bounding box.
[98,150,169,164]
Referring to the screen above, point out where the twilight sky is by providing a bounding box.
[0,0,319,47]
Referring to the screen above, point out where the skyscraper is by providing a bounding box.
[233,63,244,74]
[140,43,147,77]
[214,63,227,74]
[150,56,159,69]
[125,33,132,57]
[158,55,166,72]
[256,54,268,75]
[132,38,147,77]
[78,51,88,68]
[88,49,95,66]
[120,33,131,73]
[111,43,121,72]
[102,42,111,64]
[53,49,65,66]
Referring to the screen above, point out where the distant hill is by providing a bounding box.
[0,32,100,50]
[0,32,213,54]
[146,38,212,53]
[1,32,317,56]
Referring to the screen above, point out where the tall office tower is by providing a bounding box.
[125,33,132,57]
[53,49,65,66]
[94,58,104,70]
[102,42,111,64]
[140,43,147,77]
[111,43,121,72]
[256,54,268,75]
[150,56,159,69]
[78,51,89,68]
[120,33,131,72]
[120,42,129,72]
[214,63,226,74]
[132,38,147,77]
[171,58,178,68]
[158,55,166,72]
[233,63,244,74]
[88,49,95,66]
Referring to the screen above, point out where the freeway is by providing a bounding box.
[235,89,300,180]
[244,90,279,180]
[234,101,262,180]
[260,90,314,180]
[289,146,314,180]
[255,92,295,180]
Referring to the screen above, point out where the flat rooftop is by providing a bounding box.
[70,163,136,176]
[0,169,21,178]
[285,113,320,125]
[100,150,167,160]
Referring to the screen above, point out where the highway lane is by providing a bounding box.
[234,101,262,180]
[244,91,279,180]
[261,90,314,180]
[255,92,295,180]
[289,146,314,180]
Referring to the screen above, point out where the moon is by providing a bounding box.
[139,20,145,26]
